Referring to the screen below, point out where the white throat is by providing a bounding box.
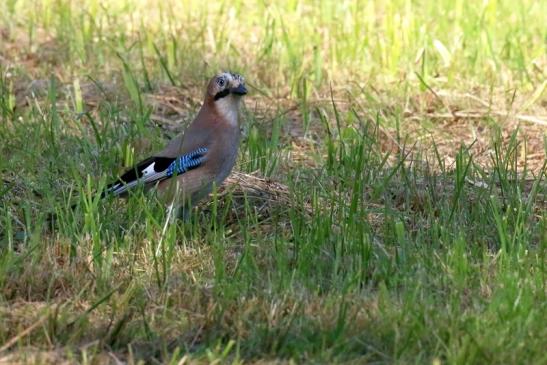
[215,96,240,127]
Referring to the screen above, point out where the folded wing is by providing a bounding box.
[103,147,208,197]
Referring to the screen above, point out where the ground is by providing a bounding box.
[0,1,546,364]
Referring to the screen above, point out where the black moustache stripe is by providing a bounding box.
[214,89,230,100]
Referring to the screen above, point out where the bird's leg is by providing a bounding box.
[165,201,178,225]
[176,202,193,222]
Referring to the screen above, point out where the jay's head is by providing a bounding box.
[207,72,247,103]
[205,72,247,125]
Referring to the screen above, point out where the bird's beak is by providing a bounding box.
[230,84,247,95]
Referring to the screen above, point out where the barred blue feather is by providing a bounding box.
[166,147,208,177]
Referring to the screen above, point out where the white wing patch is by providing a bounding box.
[106,161,168,196]
[141,162,156,177]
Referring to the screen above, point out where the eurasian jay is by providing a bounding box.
[103,72,247,217]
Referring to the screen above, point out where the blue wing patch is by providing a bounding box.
[165,147,208,177]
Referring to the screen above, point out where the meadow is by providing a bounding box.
[0,0,546,363]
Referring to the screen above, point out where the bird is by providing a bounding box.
[102,71,247,218]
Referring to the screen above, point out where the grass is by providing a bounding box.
[1,0,546,363]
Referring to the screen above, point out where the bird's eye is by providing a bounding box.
[217,78,225,87]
